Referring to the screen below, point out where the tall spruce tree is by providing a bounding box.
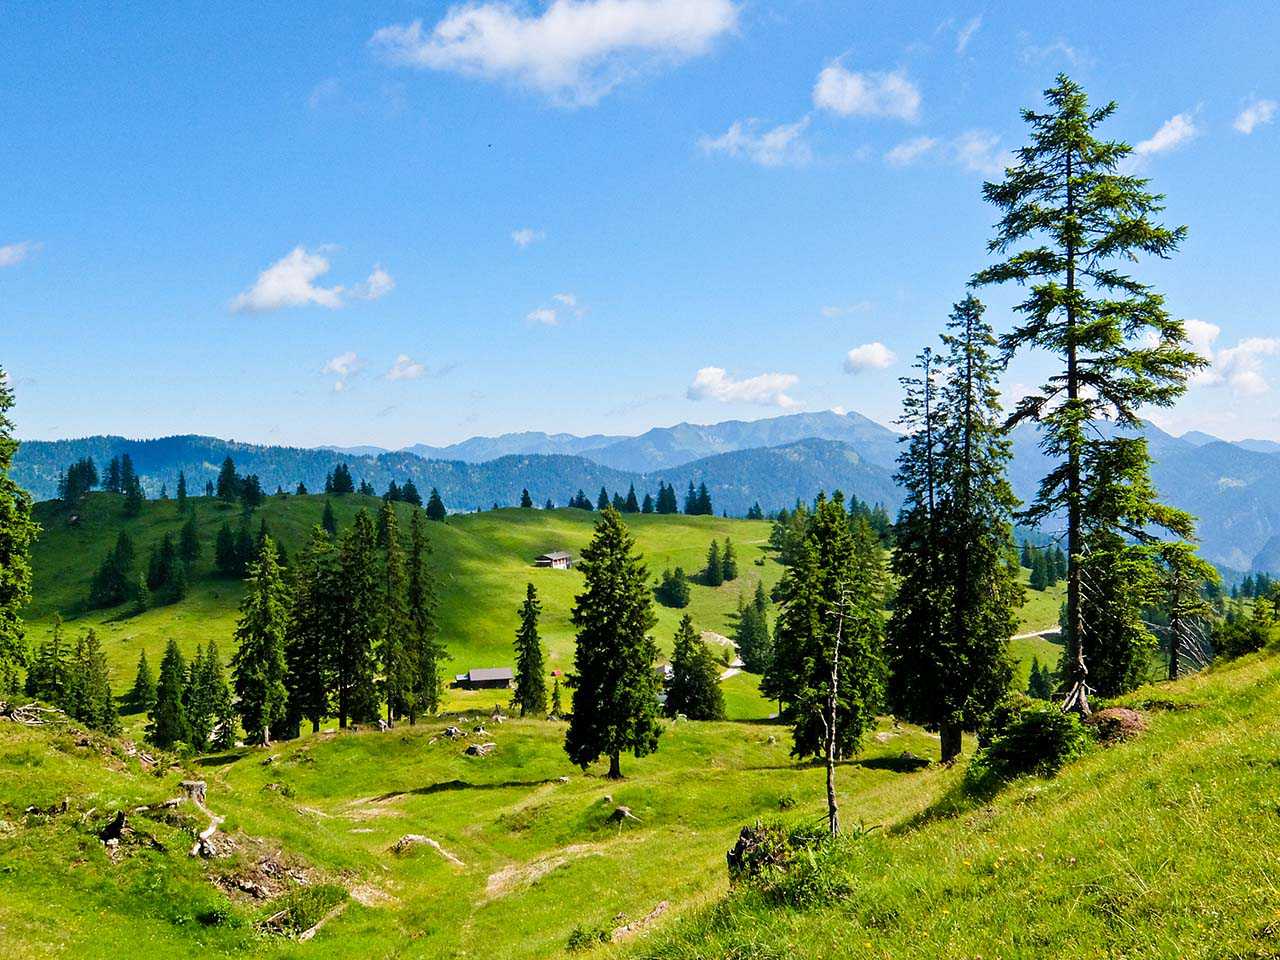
[149,639,190,749]
[764,495,885,774]
[721,538,738,581]
[1,369,41,691]
[512,583,548,716]
[887,297,1020,763]
[407,509,444,721]
[286,527,337,732]
[176,470,188,511]
[704,540,723,587]
[973,75,1206,714]
[520,488,534,509]
[232,537,290,745]
[321,500,338,537]
[425,488,447,521]
[129,649,156,713]
[665,615,725,720]
[68,630,119,735]
[200,642,235,750]
[334,510,381,726]
[378,502,414,723]
[564,507,662,779]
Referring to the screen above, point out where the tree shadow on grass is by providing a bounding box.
[194,752,245,767]
[370,777,562,800]
[854,753,932,774]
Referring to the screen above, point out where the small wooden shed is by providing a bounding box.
[535,550,573,570]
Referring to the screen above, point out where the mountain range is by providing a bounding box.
[13,411,1280,574]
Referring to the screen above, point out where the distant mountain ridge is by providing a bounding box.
[13,411,1280,573]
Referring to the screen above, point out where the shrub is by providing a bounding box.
[260,883,347,936]
[1085,706,1147,744]
[966,700,1088,793]
[726,820,858,909]
[566,923,611,950]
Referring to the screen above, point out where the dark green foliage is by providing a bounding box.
[146,533,178,591]
[1027,657,1056,700]
[684,481,713,515]
[654,567,691,608]
[129,649,157,713]
[726,821,858,909]
[326,463,355,495]
[564,507,662,778]
[58,457,98,503]
[765,494,885,761]
[520,488,534,509]
[407,509,444,720]
[232,537,290,745]
[746,502,764,521]
[1214,597,1275,659]
[887,299,1020,762]
[216,456,240,501]
[179,514,201,566]
[567,489,594,511]
[513,583,547,716]
[286,527,337,733]
[721,538,738,581]
[425,487,447,521]
[239,474,265,509]
[1029,549,1048,591]
[122,472,144,517]
[400,480,422,507]
[550,674,563,717]
[358,479,376,497]
[378,501,414,723]
[641,492,654,514]
[665,615,725,720]
[655,482,678,515]
[321,500,338,536]
[65,629,119,735]
[734,585,773,674]
[88,530,136,609]
[624,484,640,513]
[704,540,724,587]
[176,470,188,511]
[611,492,626,511]
[149,639,190,749]
[967,699,1089,790]
[597,487,610,511]
[973,75,1206,713]
[25,616,69,702]
[334,511,381,726]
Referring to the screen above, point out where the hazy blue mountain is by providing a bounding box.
[581,410,902,472]
[404,431,626,463]
[1180,431,1220,447]
[1236,438,1280,455]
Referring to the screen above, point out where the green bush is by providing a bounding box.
[726,820,857,909]
[966,700,1088,792]
[566,923,611,950]
[260,883,347,936]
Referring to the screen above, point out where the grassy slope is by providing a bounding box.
[24,495,781,721]
[634,650,1280,960]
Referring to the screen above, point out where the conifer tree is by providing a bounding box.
[1030,550,1049,591]
[641,492,654,514]
[149,639,190,749]
[704,540,723,587]
[25,615,68,702]
[179,514,201,567]
[105,456,122,494]
[176,470,188,511]
[665,615,725,720]
[200,641,235,749]
[378,501,414,723]
[765,495,885,767]
[185,643,215,750]
[1020,540,1033,568]
[564,508,662,779]
[122,473,145,517]
[886,297,1020,762]
[67,629,119,735]
[684,481,698,515]
[512,583,547,716]
[597,487,610,511]
[129,649,156,713]
[425,488,447,521]
[401,480,422,506]
[624,484,640,513]
[721,538,738,581]
[550,674,563,718]
[973,75,1207,714]
[214,521,237,574]
[734,589,773,674]
[216,457,239,500]
[334,511,381,726]
[89,531,136,608]
[406,509,444,721]
[286,527,337,733]
[654,567,691,608]
[517,487,533,508]
[232,537,290,745]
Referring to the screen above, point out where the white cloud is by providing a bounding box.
[324,351,364,392]
[386,354,426,381]
[955,16,982,54]
[355,265,395,301]
[0,240,40,268]
[698,116,812,167]
[687,366,799,408]
[884,136,938,166]
[812,64,921,122]
[1134,112,1198,157]
[527,307,559,326]
[552,292,577,308]
[1019,38,1085,68]
[370,0,739,107]
[1234,99,1277,134]
[1181,320,1280,396]
[952,129,1014,175]
[512,227,545,248]
[844,342,896,373]
[821,301,874,318]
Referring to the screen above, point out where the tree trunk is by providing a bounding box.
[607,753,622,779]
[311,718,320,734]
[940,722,962,764]
[825,596,844,837]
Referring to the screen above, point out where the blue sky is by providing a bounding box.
[2,1,1277,447]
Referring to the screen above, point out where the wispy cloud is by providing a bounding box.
[884,136,938,166]
[955,16,982,54]
[0,240,40,268]
[324,351,364,392]
[527,307,560,326]
[1134,112,1199,158]
[369,0,739,107]
[699,117,812,167]
[844,342,896,373]
[952,129,1015,175]
[512,227,545,248]
[1019,37,1087,68]
[1234,99,1277,134]
[688,366,799,408]
[821,301,874,319]
[386,354,426,381]
[231,247,392,313]
[813,64,921,121]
